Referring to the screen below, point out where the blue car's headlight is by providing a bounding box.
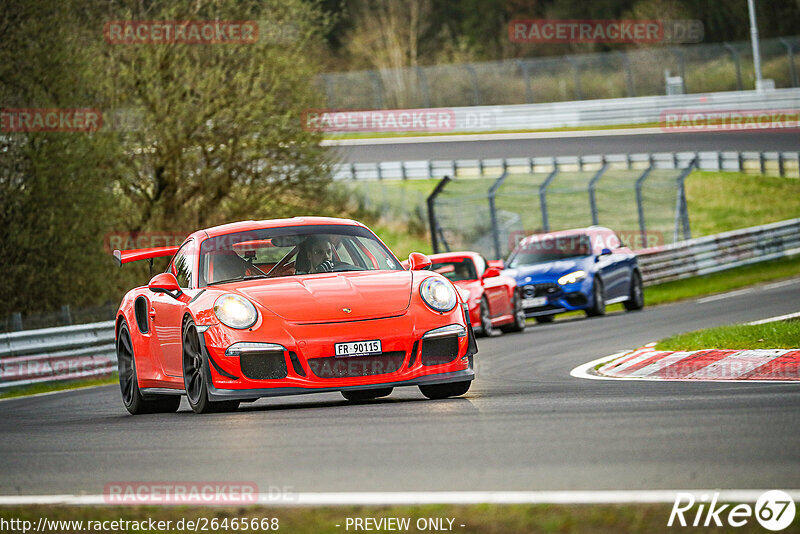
[214,294,258,329]
[558,270,587,285]
[420,277,458,312]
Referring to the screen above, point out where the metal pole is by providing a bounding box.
[588,162,609,225]
[517,60,534,103]
[488,170,510,260]
[464,64,481,106]
[369,70,385,109]
[568,57,583,100]
[748,0,764,90]
[635,164,655,248]
[539,168,559,232]
[674,157,697,243]
[427,176,451,254]
[416,66,432,108]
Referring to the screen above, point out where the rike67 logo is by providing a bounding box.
[668,490,796,530]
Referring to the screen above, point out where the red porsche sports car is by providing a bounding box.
[113,217,476,414]
[428,252,525,337]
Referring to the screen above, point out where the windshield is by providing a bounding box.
[508,234,592,267]
[198,224,403,286]
[431,259,478,281]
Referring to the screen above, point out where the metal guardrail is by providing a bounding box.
[322,87,800,135]
[334,150,800,181]
[0,321,116,390]
[638,218,800,285]
[2,217,798,391]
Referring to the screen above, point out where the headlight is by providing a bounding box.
[420,277,458,312]
[214,294,258,329]
[558,270,587,285]
[457,287,471,302]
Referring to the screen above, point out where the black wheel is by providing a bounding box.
[419,380,471,400]
[585,279,606,317]
[182,320,240,414]
[478,297,494,337]
[117,321,180,415]
[341,387,393,401]
[623,271,645,311]
[534,315,555,324]
[500,292,526,333]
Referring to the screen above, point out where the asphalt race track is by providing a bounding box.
[1,278,798,496]
[337,130,800,163]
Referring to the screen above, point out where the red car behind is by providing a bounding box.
[428,252,526,336]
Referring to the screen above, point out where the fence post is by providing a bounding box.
[674,157,697,243]
[779,38,798,87]
[416,66,432,108]
[539,168,560,232]
[635,164,655,248]
[620,52,636,97]
[60,304,72,326]
[517,59,534,103]
[588,161,609,226]
[10,312,23,332]
[322,74,336,108]
[760,152,766,175]
[567,57,583,100]
[723,43,744,90]
[427,176,452,254]
[488,170,510,260]
[778,152,785,177]
[368,70,385,109]
[674,48,687,93]
[464,63,481,106]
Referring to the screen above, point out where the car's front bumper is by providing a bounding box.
[518,278,593,317]
[197,305,477,400]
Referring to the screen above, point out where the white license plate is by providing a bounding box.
[522,297,548,308]
[335,339,382,358]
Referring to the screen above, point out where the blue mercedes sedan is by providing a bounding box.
[501,226,644,323]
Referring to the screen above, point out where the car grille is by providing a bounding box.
[240,350,288,380]
[307,352,406,378]
[420,336,460,366]
[522,283,561,298]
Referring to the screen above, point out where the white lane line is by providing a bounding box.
[748,311,800,325]
[696,288,756,304]
[569,351,632,381]
[0,383,113,403]
[762,279,800,290]
[322,127,666,146]
[2,490,798,506]
[685,350,788,379]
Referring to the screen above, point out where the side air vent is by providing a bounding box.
[240,350,288,380]
[420,336,459,366]
[134,296,149,334]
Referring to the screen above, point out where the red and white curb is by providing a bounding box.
[572,343,800,382]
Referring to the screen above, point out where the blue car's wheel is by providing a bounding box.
[585,279,606,317]
[623,271,645,311]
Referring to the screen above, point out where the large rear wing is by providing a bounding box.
[113,245,180,267]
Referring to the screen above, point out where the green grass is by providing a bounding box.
[656,320,800,351]
[0,503,778,533]
[0,374,117,400]
[685,171,800,237]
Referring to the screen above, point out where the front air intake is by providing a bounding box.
[420,336,459,366]
[240,350,288,380]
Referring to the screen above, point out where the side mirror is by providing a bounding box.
[482,267,501,279]
[408,252,432,271]
[148,272,182,298]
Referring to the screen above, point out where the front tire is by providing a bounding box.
[117,321,180,415]
[341,387,393,401]
[585,279,606,317]
[500,292,526,333]
[419,380,471,399]
[182,320,240,414]
[623,271,645,311]
[478,297,494,337]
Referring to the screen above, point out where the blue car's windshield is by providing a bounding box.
[508,234,591,267]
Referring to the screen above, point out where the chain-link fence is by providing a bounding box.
[428,155,696,260]
[1,302,118,333]
[320,36,800,109]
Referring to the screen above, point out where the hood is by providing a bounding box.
[235,271,412,322]
[505,258,591,283]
